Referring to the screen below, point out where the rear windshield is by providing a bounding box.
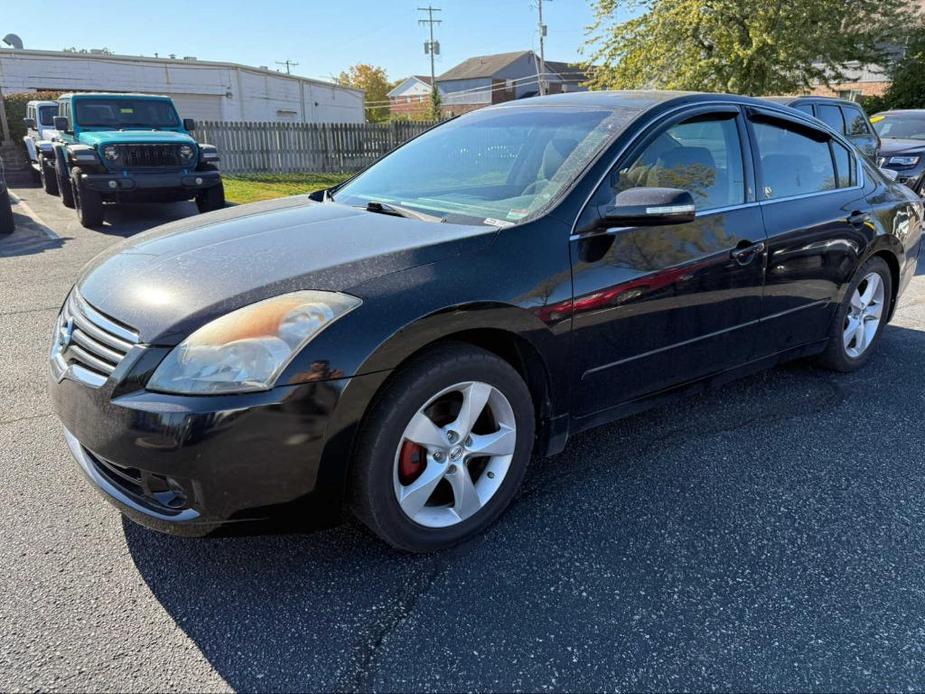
[74,98,179,128]
[38,105,57,126]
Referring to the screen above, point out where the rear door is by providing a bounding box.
[746,107,869,355]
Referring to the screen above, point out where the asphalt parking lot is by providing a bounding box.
[2,185,925,692]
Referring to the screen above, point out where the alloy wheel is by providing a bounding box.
[392,381,517,528]
[843,272,885,358]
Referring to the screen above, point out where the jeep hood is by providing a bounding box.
[77,197,497,345]
[79,130,196,147]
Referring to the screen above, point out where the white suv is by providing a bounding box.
[22,100,60,194]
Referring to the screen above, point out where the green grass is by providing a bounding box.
[223,173,351,205]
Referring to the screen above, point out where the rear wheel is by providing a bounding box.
[56,158,74,209]
[72,169,104,228]
[817,256,892,372]
[351,343,535,552]
[40,156,59,195]
[196,182,225,213]
[0,188,14,235]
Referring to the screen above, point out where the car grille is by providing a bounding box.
[85,448,192,515]
[113,143,182,168]
[52,290,140,387]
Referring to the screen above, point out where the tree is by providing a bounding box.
[882,32,925,109]
[336,64,391,123]
[62,47,114,55]
[582,0,920,96]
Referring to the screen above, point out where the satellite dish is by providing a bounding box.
[3,34,23,50]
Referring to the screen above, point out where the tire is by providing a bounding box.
[0,188,14,235]
[72,169,104,228]
[56,159,75,209]
[351,342,535,552]
[40,157,59,195]
[817,256,892,372]
[196,181,225,213]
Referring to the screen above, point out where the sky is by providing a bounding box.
[2,0,625,85]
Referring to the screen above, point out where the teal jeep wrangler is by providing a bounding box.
[51,93,224,228]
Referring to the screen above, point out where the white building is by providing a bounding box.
[0,48,364,123]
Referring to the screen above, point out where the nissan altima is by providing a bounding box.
[49,91,923,551]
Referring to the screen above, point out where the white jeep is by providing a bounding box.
[22,100,61,195]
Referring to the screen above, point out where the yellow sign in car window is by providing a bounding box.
[870,115,885,123]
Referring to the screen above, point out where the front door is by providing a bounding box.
[570,107,767,419]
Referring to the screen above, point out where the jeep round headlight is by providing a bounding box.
[103,145,119,161]
[178,144,195,161]
[147,291,361,394]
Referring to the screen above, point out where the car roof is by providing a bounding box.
[58,92,172,100]
[483,90,808,113]
[876,109,925,114]
[761,95,863,108]
[26,100,58,107]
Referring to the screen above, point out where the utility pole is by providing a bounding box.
[418,5,442,119]
[536,0,549,95]
[275,59,299,75]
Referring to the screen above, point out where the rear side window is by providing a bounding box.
[831,141,854,187]
[752,120,837,199]
[817,104,846,134]
[793,103,814,116]
[842,106,871,136]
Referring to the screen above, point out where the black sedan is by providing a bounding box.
[49,91,923,551]
[873,110,925,193]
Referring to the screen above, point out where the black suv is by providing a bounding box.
[764,96,880,158]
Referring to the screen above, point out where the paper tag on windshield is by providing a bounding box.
[484,218,514,228]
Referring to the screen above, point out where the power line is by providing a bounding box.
[275,59,299,75]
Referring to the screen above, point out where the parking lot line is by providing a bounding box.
[9,191,61,241]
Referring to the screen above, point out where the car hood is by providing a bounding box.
[77,197,497,344]
[878,138,925,156]
[78,130,196,147]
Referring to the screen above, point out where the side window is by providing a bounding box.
[752,120,837,199]
[842,106,871,136]
[611,115,746,211]
[831,140,855,188]
[817,104,846,134]
[793,103,814,116]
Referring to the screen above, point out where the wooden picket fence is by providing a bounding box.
[193,120,439,174]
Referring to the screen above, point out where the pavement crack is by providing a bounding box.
[343,555,446,692]
[0,412,54,427]
[0,305,60,317]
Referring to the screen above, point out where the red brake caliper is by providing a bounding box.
[398,440,426,485]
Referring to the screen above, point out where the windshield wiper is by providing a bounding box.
[364,201,444,223]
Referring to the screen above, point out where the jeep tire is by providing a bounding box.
[196,181,225,213]
[72,168,104,228]
[40,156,59,196]
[56,158,74,209]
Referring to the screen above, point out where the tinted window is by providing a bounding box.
[842,106,870,136]
[872,113,925,140]
[793,103,814,116]
[817,104,845,133]
[831,140,854,187]
[752,120,836,199]
[74,98,179,128]
[613,115,745,211]
[38,105,57,126]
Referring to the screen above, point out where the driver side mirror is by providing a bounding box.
[23,117,35,129]
[183,118,196,132]
[598,187,696,227]
[53,116,70,132]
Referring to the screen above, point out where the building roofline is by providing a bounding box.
[0,47,364,96]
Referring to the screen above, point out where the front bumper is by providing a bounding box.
[50,365,387,536]
[81,169,221,193]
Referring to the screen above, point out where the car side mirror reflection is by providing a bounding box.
[598,187,696,227]
[53,116,69,132]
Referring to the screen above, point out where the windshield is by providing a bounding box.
[334,107,624,225]
[38,105,57,127]
[74,98,180,128]
[872,113,925,140]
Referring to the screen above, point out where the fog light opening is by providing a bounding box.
[195,177,203,185]
[108,180,118,189]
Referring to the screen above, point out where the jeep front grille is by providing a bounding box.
[52,290,140,387]
[114,144,182,168]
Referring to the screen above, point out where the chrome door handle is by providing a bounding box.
[731,241,765,266]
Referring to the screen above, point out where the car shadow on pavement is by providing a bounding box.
[95,201,201,238]
[123,325,925,691]
[0,208,69,258]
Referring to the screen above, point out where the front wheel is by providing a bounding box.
[351,343,535,552]
[196,182,225,213]
[40,157,59,196]
[56,159,74,209]
[817,256,892,372]
[72,169,104,228]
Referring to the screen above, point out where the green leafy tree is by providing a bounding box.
[882,32,925,109]
[583,0,920,95]
[336,63,391,123]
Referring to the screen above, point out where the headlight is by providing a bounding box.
[887,155,920,167]
[178,144,195,161]
[103,145,119,161]
[147,291,361,394]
